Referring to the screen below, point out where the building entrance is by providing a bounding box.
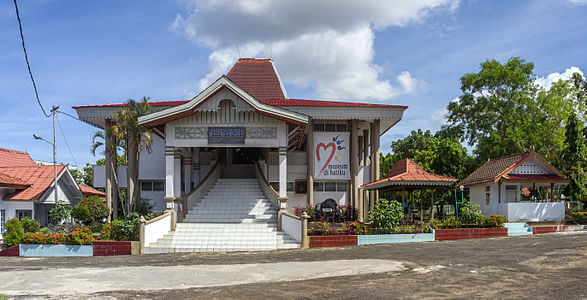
[222,147,262,178]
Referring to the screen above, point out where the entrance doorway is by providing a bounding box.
[223,147,262,178]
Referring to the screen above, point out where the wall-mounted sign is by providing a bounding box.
[208,127,245,144]
[314,132,350,180]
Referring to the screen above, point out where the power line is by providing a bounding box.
[55,114,79,167]
[12,0,50,118]
[56,110,84,123]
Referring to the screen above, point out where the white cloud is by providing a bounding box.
[173,0,460,101]
[430,107,448,126]
[568,0,587,5]
[535,66,584,90]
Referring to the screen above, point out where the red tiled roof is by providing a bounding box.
[1,165,67,201]
[0,172,30,187]
[226,58,287,100]
[0,148,35,167]
[260,99,407,108]
[363,158,457,189]
[79,183,105,197]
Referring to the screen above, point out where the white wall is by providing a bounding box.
[500,202,565,221]
[469,184,500,216]
[0,197,34,224]
[139,135,166,180]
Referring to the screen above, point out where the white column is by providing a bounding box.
[184,155,192,194]
[165,146,175,199]
[174,150,182,197]
[278,147,288,199]
[193,148,200,186]
[350,120,359,210]
[306,120,314,206]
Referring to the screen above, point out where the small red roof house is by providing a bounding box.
[0,148,101,233]
[363,158,457,191]
[458,151,569,222]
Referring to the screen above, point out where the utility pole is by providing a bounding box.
[51,105,59,205]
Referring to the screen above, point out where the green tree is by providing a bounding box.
[111,98,153,216]
[444,57,584,164]
[562,112,587,203]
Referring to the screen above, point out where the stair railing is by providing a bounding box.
[255,161,279,209]
[185,162,221,215]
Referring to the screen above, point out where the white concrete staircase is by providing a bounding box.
[144,178,300,253]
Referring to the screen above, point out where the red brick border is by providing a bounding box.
[533,225,584,234]
[0,245,19,256]
[309,235,358,248]
[435,228,508,241]
[93,241,132,256]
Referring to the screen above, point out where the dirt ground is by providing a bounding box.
[1,232,585,299]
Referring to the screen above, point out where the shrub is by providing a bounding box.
[49,201,72,223]
[99,223,113,240]
[21,232,65,245]
[368,199,403,232]
[40,228,51,235]
[88,222,104,233]
[20,217,40,233]
[393,225,415,234]
[79,195,109,222]
[71,206,91,223]
[483,215,507,228]
[111,218,139,241]
[2,218,24,247]
[429,217,462,229]
[569,212,587,224]
[65,227,94,245]
[349,222,371,235]
[293,205,316,221]
[459,201,484,225]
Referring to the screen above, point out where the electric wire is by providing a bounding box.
[56,110,84,123]
[12,0,51,118]
[56,114,79,168]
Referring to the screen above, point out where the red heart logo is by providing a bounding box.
[316,142,336,176]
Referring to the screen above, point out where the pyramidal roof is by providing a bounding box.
[226,58,288,100]
[363,158,457,190]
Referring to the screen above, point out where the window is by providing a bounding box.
[314,123,349,132]
[0,210,5,233]
[287,182,294,192]
[314,181,348,192]
[295,180,307,194]
[141,181,165,192]
[505,185,518,203]
[485,186,491,205]
[16,210,32,220]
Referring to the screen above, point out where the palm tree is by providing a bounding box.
[90,129,121,220]
[111,97,153,216]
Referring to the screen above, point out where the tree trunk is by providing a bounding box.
[126,135,139,215]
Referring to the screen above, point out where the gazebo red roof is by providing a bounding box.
[362,158,457,190]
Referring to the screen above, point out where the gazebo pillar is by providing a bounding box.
[350,120,359,210]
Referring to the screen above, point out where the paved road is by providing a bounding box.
[1,232,585,299]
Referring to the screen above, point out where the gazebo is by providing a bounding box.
[362,158,457,222]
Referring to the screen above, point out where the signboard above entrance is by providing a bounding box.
[208,127,246,144]
[314,132,350,180]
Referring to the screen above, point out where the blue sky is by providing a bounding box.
[0,0,586,168]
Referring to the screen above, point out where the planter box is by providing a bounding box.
[533,225,585,234]
[309,235,357,248]
[93,241,132,256]
[19,244,93,257]
[358,232,435,245]
[435,228,507,241]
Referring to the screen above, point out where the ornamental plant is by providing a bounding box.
[49,200,72,224]
[2,218,24,247]
[349,222,371,235]
[368,199,403,233]
[79,196,109,222]
[20,217,40,233]
[64,227,94,245]
[459,201,484,225]
[483,214,507,228]
[71,205,91,224]
[21,232,65,245]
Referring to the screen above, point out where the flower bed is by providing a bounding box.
[309,235,357,248]
[434,227,508,241]
[357,232,435,245]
